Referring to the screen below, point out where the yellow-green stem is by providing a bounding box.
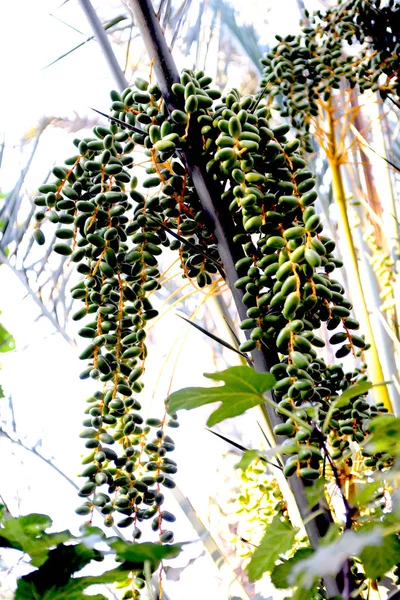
[327,108,392,411]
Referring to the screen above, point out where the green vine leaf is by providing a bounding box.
[353,481,381,508]
[11,527,182,599]
[15,543,105,599]
[322,381,373,431]
[360,534,400,580]
[16,575,111,600]
[1,511,183,598]
[271,548,314,589]
[168,366,276,426]
[289,529,383,589]
[292,585,320,600]
[235,449,262,470]
[0,319,16,353]
[77,524,106,547]
[304,478,327,508]
[110,539,183,570]
[0,513,71,567]
[334,381,374,406]
[247,515,298,582]
[365,415,400,455]
[16,579,107,600]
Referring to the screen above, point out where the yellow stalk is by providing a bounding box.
[326,106,392,411]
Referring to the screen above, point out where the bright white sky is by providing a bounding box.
[0,1,317,598]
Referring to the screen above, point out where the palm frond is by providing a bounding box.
[42,15,128,71]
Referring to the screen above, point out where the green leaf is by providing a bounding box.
[0,384,4,399]
[335,381,374,405]
[78,524,106,547]
[292,585,319,600]
[321,522,341,545]
[361,534,400,580]
[235,449,261,470]
[1,511,182,598]
[271,548,314,589]
[78,566,132,586]
[168,366,275,427]
[2,512,179,599]
[15,537,167,600]
[304,477,327,508]
[247,515,297,582]
[16,543,104,598]
[110,539,183,570]
[12,513,52,532]
[354,481,381,508]
[16,578,107,600]
[365,415,400,455]
[0,513,71,567]
[0,321,16,352]
[323,381,374,431]
[289,529,383,589]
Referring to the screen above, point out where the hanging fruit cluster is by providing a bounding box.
[189,80,392,481]
[33,60,392,596]
[257,0,400,151]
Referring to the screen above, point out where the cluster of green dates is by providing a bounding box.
[187,80,391,481]
[258,0,400,150]
[33,57,393,572]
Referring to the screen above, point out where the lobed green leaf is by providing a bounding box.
[247,515,297,582]
[168,366,275,426]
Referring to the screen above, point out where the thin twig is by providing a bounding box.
[350,122,400,173]
[177,313,252,362]
[146,213,225,274]
[170,0,191,49]
[78,0,128,91]
[0,249,74,347]
[124,22,134,74]
[206,428,282,470]
[0,429,79,492]
[90,107,145,135]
